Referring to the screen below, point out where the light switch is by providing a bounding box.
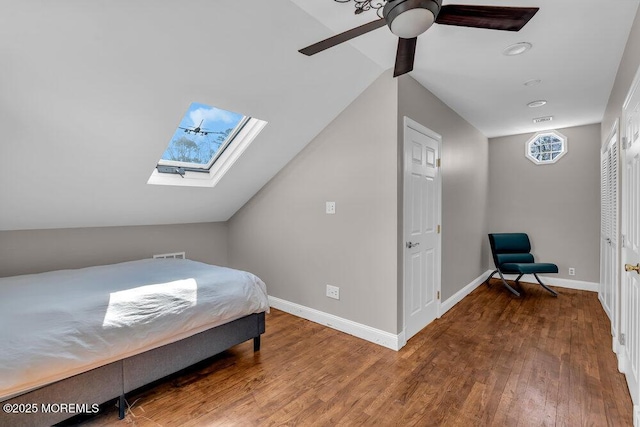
[326,201,336,214]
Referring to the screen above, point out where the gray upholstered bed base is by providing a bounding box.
[0,312,265,427]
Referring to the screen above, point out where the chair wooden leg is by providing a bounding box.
[533,273,558,296]
[497,270,521,297]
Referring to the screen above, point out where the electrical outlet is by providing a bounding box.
[326,201,336,215]
[569,267,575,276]
[326,284,340,300]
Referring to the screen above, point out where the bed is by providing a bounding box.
[0,258,269,427]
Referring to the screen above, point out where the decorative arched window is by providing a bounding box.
[525,131,567,165]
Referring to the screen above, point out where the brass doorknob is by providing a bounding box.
[626,263,640,274]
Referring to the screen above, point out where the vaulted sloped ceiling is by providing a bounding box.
[3,1,639,232]
[0,1,382,231]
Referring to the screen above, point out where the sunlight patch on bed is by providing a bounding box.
[103,279,198,328]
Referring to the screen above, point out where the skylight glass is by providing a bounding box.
[159,102,247,169]
[149,102,267,187]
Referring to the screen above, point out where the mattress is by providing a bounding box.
[0,259,269,401]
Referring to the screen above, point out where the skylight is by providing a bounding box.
[159,103,248,171]
[148,102,267,187]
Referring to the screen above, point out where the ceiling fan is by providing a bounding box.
[299,0,539,77]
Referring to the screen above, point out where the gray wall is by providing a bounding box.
[602,7,640,144]
[229,71,490,335]
[488,124,601,282]
[0,222,228,277]
[397,75,490,303]
[229,71,399,334]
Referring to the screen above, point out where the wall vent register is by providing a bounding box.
[148,102,267,187]
[153,252,186,259]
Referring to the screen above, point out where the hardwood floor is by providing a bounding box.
[79,282,632,426]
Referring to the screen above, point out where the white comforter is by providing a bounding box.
[0,259,269,400]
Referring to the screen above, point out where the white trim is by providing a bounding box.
[405,116,442,143]
[623,63,640,111]
[499,273,599,292]
[440,270,490,316]
[269,272,598,353]
[402,116,442,341]
[268,296,402,351]
[605,118,620,153]
[442,270,600,316]
[619,349,627,373]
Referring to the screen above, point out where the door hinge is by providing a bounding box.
[436,158,441,167]
[620,333,626,346]
[622,136,628,149]
[437,225,441,234]
[437,291,440,300]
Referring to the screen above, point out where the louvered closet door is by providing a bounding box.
[600,133,618,327]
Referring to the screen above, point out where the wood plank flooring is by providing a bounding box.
[78,281,632,426]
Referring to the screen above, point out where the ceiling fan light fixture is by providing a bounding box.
[300,1,540,79]
[384,0,441,38]
[502,42,532,56]
[390,8,435,38]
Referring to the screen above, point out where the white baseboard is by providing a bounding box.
[499,273,599,292]
[269,272,597,353]
[440,270,490,316]
[268,296,402,351]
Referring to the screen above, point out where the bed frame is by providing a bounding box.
[0,312,265,427]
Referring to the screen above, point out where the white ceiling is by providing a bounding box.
[1,0,638,231]
[292,0,640,137]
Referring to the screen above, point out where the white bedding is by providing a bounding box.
[0,259,269,400]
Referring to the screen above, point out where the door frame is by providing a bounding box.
[401,116,442,345]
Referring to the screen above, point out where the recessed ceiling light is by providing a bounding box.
[503,42,532,56]
[527,100,547,108]
[523,79,542,87]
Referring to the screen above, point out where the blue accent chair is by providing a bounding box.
[486,233,558,297]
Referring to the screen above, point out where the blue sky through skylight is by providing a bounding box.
[160,102,245,168]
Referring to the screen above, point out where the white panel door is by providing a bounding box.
[403,118,441,341]
[621,69,640,418]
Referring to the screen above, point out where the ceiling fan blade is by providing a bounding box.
[299,18,387,56]
[435,5,539,31]
[394,37,417,78]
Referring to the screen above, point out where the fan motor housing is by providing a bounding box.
[384,0,442,30]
